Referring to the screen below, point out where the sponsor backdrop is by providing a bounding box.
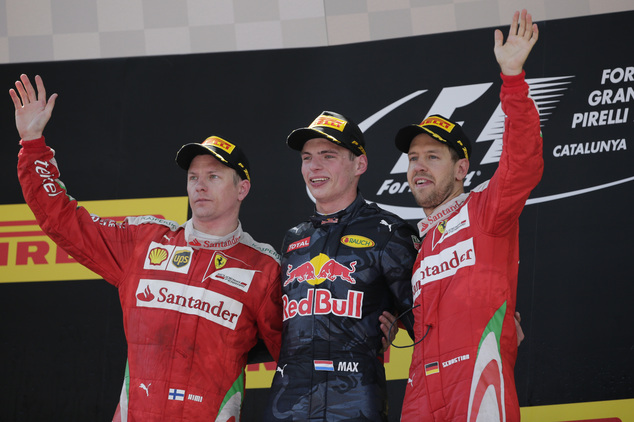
[1,11,633,421]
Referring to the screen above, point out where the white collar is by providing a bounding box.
[184,220,243,250]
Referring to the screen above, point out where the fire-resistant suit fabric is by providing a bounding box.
[263,194,418,422]
[17,137,283,422]
[400,72,543,421]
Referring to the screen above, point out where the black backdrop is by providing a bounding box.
[1,11,633,421]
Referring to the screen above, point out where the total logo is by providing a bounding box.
[284,253,356,287]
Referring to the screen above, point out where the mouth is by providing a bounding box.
[413,178,431,187]
[310,177,329,184]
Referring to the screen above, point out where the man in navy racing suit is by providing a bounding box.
[263,111,418,421]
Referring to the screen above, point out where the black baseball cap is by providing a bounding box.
[395,114,472,160]
[176,136,251,181]
[287,111,366,156]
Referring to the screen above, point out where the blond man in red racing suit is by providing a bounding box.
[11,75,282,422]
[396,10,543,421]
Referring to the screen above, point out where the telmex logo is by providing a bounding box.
[0,197,188,283]
[284,253,356,286]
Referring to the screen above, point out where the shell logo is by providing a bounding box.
[148,247,169,265]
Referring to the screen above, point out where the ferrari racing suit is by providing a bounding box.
[17,137,283,422]
[264,194,418,421]
[400,72,543,421]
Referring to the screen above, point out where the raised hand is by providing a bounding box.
[9,74,57,141]
[494,9,539,76]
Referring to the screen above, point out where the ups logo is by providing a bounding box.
[172,250,191,268]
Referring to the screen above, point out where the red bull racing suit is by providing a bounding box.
[401,72,543,421]
[17,137,283,422]
[264,194,418,421]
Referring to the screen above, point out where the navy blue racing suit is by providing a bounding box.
[264,194,418,421]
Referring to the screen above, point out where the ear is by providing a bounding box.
[454,158,470,181]
[237,179,251,201]
[355,154,368,176]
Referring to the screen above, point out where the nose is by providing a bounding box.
[194,178,208,192]
[305,156,323,171]
[408,158,427,174]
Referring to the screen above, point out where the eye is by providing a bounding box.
[408,155,417,162]
[188,175,197,181]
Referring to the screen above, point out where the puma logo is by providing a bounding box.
[276,364,288,378]
[380,220,396,232]
[140,383,151,396]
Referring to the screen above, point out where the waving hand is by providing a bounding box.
[494,9,539,76]
[9,74,57,141]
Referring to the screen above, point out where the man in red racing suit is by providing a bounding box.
[395,10,543,421]
[12,75,282,422]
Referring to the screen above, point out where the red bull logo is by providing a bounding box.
[284,253,356,286]
[283,289,363,321]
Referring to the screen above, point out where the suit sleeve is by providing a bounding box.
[17,137,136,286]
[255,260,283,362]
[478,71,544,234]
[381,221,418,340]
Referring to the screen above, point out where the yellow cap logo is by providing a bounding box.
[310,115,347,133]
[203,136,235,154]
[421,116,455,132]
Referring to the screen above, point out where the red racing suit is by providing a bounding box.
[17,137,283,422]
[401,72,543,422]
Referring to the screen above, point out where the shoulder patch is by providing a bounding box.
[126,215,181,231]
[240,232,281,263]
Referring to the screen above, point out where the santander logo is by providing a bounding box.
[137,285,155,302]
[412,238,476,300]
